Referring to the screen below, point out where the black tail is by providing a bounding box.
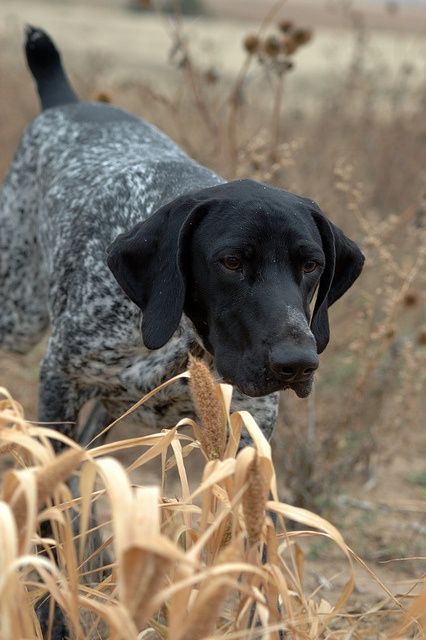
[24,26,79,111]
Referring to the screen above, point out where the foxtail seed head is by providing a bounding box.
[242,452,268,547]
[188,355,227,460]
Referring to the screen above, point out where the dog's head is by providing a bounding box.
[107,180,364,397]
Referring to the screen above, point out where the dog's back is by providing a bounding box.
[0,27,221,358]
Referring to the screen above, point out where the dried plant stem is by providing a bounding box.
[168,17,218,140]
[225,53,253,176]
[270,71,285,162]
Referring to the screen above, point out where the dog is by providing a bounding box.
[1,26,364,447]
[0,26,364,639]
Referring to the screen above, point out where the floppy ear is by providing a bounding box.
[106,193,209,350]
[310,210,365,354]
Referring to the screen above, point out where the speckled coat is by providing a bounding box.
[0,102,279,442]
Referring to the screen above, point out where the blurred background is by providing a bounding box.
[0,0,425,631]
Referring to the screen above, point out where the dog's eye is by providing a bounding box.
[303,260,318,273]
[221,256,242,271]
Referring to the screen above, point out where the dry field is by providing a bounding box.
[0,0,426,637]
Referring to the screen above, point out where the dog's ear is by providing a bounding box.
[106,193,209,350]
[310,209,365,354]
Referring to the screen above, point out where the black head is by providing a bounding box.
[107,180,364,397]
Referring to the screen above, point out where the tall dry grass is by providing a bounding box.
[0,363,424,639]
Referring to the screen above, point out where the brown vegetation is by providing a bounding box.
[1,363,424,638]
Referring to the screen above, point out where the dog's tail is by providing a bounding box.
[24,25,79,111]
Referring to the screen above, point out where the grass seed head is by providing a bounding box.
[278,19,293,33]
[292,28,313,46]
[242,452,268,547]
[243,33,260,54]
[403,290,420,306]
[188,355,227,460]
[263,35,281,58]
[281,36,300,56]
[218,513,233,549]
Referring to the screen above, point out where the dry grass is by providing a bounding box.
[0,368,424,639]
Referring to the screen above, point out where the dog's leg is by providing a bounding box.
[37,358,77,639]
[39,398,112,638]
[77,399,111,448]
[72,401,112,594]
[231,390,280,446]
[0,126,49,354]
[38,361,80,451]
[37,349,93,639]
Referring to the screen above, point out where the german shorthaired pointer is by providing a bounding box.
[0,27,364,449]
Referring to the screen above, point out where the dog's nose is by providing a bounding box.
[269,346,319,383]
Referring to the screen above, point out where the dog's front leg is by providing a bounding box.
[38,347,95,450]
[37,350,92,639]
[230,390,280,447]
